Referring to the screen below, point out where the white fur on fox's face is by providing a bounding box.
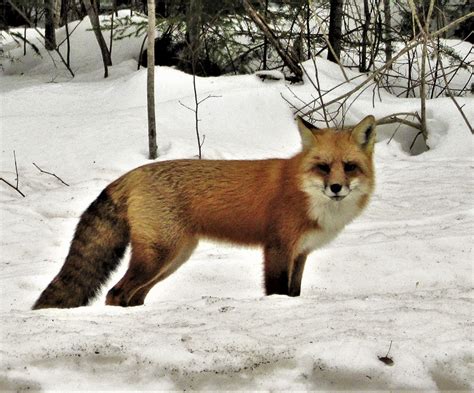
[300,172,367,229]
[324,177,370,201]
[302,170,365,202]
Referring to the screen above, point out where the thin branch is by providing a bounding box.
[410,131,424,151]
[192,70,203,159]
[197,94,222,105]
[0,151,26,198]
[436,50,473,134]
[387,121,404,145]
[14,150,20,189]
[376,113,422,145]
[33,163,70,186]
[285,85,307,106]
[377,114,421,130]
[0,178,26,198]
[385,340,393,358]
[179,100,196,113]
[57,19,84,47]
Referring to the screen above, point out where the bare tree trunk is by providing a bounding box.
[327,0,343,63]
[44,0,56,50]
[54,0,61,27]
[147,0,157,159]
[60,0,69,25]
[383,0,392,64]
[360,0,370,72]
[262,0,268,69]
[65,13,71,66]
[23,25,27,55]
[419,36,428,141]
[419,0,436,143]
[109,0,116,57]
[82,0,112,77]
[306,0,311,59]
[185,0,202,73]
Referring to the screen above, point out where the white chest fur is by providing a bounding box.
[297,196,362,254]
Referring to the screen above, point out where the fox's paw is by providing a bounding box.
[105,287,128,307]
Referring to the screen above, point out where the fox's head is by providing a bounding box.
[296,116,376,210]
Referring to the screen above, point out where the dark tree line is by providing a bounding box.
[2,0,471,75]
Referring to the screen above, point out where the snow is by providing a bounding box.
[1,17,473,392]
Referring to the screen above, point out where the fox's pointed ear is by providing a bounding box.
[351,115,376,151]
[296,116,319,150]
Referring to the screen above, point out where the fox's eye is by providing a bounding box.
[315,163,330,174]
[344,162,358,172]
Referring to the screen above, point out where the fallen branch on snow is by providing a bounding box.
[0,151,26,198]
[33,163,70,186]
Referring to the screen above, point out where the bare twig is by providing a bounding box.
[387,122,405,145]
[197,94,221,105]
[410,131,424,151]
[180,63,220,159]
[57,19,84,48]
[385,340,393,358]
[379,112,423,146]
[13,150,20,189]
[0,178,25,198]
[0,151,26,198]
[437,51,473,134]
[377,112,422,130]
[179,101,195,113]
[33,163,70,186]
[192,71,203,158]
[137,34,147,71]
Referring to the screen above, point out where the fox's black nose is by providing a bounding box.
[330,183,342,194]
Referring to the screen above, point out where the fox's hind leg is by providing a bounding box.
[106,236,196,307]
[105,239,171,307]
[127,238,198,306]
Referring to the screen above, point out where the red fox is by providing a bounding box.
[32,116,376,309]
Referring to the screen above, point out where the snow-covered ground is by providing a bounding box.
[1,17,473,391]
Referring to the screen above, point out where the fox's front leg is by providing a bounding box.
[264,242,292,295]
[288,254,307,297]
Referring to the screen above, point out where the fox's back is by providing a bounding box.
[109,158,292,244]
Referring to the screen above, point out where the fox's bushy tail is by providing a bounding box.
[32,190,129,309]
